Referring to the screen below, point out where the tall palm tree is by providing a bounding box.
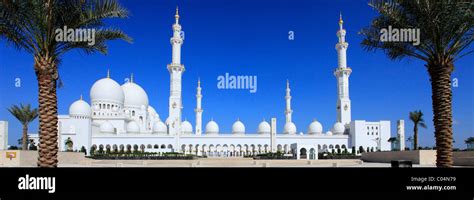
[359,0,473,167]
[1,0,132,167]
[409,110,427,150]
[7,104,38,150]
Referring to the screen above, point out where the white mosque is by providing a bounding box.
[29,9,391,159]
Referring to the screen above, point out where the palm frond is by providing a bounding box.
[360,0,473,65]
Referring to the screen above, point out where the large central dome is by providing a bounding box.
[121,82,149,108]
[90,77,124,104]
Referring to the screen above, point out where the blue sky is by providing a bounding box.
[0,0,472,148]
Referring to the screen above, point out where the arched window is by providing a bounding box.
[147,144,152,149]
[140,144,145,152]
[154,144,159,149]
[300,148,307,159]
[160,144,166,149]
[133,144,139,151]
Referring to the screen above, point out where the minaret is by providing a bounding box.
[168,7,185,136]
[195,78,203,135]
[285,80,293,123]
[334,13,352,125]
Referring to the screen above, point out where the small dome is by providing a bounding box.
[331,122,345,135]
[127,121,140,133]
[257,120,271,134]
[232,119,245,134]
[152,120,167,134]
[205,120,219,134]
[326,131,333,135]
[308,120,323,135]
[90,77,124,104]
[100,121,115,133]
[121,82,149,108]
[284,122,297,135]
[69,98,91,117]
[181,120,193,134]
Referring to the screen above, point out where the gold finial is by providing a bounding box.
[175,6,180,24]
[198,77,201,87]
[80,94,83,100]
[339,12,343,25]
[130,73,134,83]
[107,69,110,78]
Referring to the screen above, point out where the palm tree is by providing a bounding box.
[0,0,132,167]
[359,0,473,167]
[7,104,38,150]
[409,110,427,150]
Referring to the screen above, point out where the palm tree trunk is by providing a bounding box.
[22,124,28,150]
[35,56,59,168]
[413,125,418,150]
[428,63,454,168]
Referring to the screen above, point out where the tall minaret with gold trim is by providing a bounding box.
[168,7,185,136]
[285,80,293,123]
[334,13,352,125]
[195,78,203,135]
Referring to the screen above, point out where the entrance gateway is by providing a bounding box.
[292,143,318,160]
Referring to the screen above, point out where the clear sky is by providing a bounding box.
[0,0,472,148]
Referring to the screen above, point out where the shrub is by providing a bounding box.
[90,146,96,155]
[80,146,87,155]
[359,146,365,153]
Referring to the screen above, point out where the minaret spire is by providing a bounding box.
[334,13,352,125]
[285,79,293,123]
[175,6,180,24]
[339,12,343,30]
[195,78,203,135]
[130,73,134,83]
[107,69,110,78]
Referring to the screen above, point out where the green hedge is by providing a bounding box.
[318,152,361,159]
[87,152,197,160]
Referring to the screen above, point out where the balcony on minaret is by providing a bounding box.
[334,67,352,76]
[167,63,185,73]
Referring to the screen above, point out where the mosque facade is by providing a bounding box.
[29,9,391,159]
